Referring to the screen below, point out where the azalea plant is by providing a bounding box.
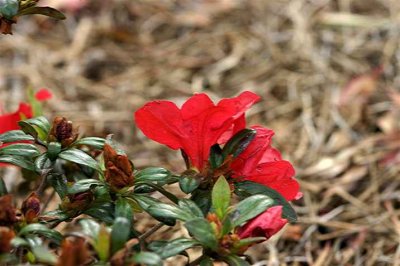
[0,90,300,265]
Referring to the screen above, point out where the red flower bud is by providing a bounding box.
[61,192,94,216]
[0,195,18,226]
[57,237,90,266]
[0,226,15,253]
[21,192,41,223]
[104,144,134,191]
[48,117,78,147]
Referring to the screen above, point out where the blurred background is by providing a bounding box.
[1,0,400,265]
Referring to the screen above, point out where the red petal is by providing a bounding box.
[245,160,299,201]
[181,93,214,120]
[231,126,275,176]
[35,89,53,102]
[0,103,33,134]
[237,206,287,239]
[134,100,185,150]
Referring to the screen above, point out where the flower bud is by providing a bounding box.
[0,226,15,253]
[0,194,18,226]
[104,144,134,191]
[21,192,41,223]
[48,117,78,147]
[61,191,93,216]
[57,237,90,266]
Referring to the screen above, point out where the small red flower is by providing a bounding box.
[135,91,260,170]
[237,206,287,239]
[231,126,300,201]
[35,88,53,102]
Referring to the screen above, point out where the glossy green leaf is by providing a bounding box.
[184,218,218,250]
[222,255,250,266]
[235,181,297,222]
[19,224,63,245]
[212,176,231,220]
[0,130,34,143]
[231,194,273,227]
[179,175,200,194]
[209,144,223,169]
[0,143,39,157]
[110,217,131,255]
[178,199,204,219]
[0,0,18,19]
[31,246,57,265]
[0,177,7,196]
[79,219,100,239]
[18,6,66,20]
[131,252,162,266]
[148,238,198,259]
[68,179,103,194]
[47,173,67,198]
[190,189,212,215]
[135,167,171,182]
[0,155,35,171]
[47,142,61,161]
[199,256,213,266]
[84,202,115,224]
[34,153,50,172]
[73,137,105,149]
[59,148,101,172]
[222,128,256,158]
[18,116,50,141]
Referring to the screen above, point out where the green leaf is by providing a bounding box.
[79,219,100,239]
[222,255,250,266]
[191,189,212,215]
[178,199,204,219]
[234,237,266,249]
[179,175,200,194]
[0,177,8,196]
[19,224,63,245]
[95,225,110,262]
[18,116,50,141]
[84,202,115,224]
[59,148,102,173]
[47,142,61,161]
[234,181,297,222]
[0,130,34,143]
[0,143,39,157]
[31,246,57,265]
[131,252,162,266]
[0,0,19,19]
[73,137,106,149]
[17,6,66,20]
[110,217,131,255]
[0,155,35,171]
[111,198,134,254]
[135,167,171,182]
[199,256,213,266]
[222,128,256,158]
[134,181,178,204]
[11,237,29,248]
[231,194,274,227]
[147,202,189,222]
[47,173,67,198]
[209,144,223,169]
[68,179,104,194]
[212,176,231,220]
[184,218,218,250]
[148,238,198,259]
[34,153,50,172]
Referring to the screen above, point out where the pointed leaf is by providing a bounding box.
[231,194,274,227]
[59,148,101,172]
[18,6,66,20]
[212,176,231,219]
[184,218,218,250]
[0,130,34,143]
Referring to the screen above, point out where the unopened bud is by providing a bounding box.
[104,144,134,191]
[0,226,15,253]
[48,117,78,147]
[21,192,41,223]
[0,195,18,226]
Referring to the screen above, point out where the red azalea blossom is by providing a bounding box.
[135,91,260,170]
[35,88,53,102]
[0,103,33,135]
[231,126,300,201]
[237,206,287,239]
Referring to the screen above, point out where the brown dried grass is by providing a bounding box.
[1,0,400,265]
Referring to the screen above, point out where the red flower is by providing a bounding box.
[135,91,260,170]
[0,103,33,135]
[237,206,287,239]
[231,126,300,201]
[35,88,53,102]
